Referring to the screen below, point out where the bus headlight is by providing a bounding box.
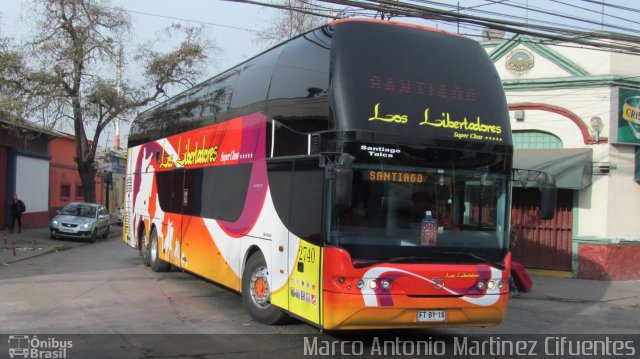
[369,279,378,289]
[356,280,365,289]
[476,281,486,291]
[380,279,392,291]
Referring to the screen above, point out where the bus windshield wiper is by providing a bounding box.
[427,251,505,270]
[353,256,439,269]
[353,252,505,270]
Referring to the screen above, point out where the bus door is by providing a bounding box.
[287,160,323,326]
[158,167,184,267]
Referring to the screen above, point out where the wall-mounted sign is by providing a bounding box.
[611,87,640,145]
[506,49,534,76]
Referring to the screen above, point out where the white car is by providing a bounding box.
[117,205,124,225]
[50,202,110,242]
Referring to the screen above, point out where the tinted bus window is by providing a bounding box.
[268,29,331,134]
[331,22,510,144]
[182,164,252,222]
[202,68,240,121]
[229,47,282,112]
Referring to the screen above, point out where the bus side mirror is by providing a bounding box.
[539,174,557,220]
[334,167,353,209]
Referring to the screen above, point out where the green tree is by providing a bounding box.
[1,0,213,202]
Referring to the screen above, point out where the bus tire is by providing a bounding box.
[150,228,170,272]
[140,225,151,267]
[142,233,151,267]
[242,252,289,325]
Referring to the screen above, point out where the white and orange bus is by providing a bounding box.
[124,19,554,330]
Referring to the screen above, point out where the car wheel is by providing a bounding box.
[150,228,170,272]
[242,252,289,325]
[90,229,97,243]
[102,225,110,239]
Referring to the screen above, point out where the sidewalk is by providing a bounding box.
[520,273,640,308]
[0,225,122,266]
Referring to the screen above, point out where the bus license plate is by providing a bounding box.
[417,310,446,322]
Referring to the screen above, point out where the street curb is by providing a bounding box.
[2,245,72,265]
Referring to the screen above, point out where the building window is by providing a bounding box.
[76,185,84,199]
[61,184,71,200]
[513,131,563,149]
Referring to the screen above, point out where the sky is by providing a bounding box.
[0,0,638,149]
[0,0,272,147]
[1,0,269,71]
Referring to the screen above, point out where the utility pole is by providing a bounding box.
[115,44,123,152]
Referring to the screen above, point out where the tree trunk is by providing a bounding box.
[78,161,98,203]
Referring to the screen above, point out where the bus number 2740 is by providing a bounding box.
[298,245,316,264]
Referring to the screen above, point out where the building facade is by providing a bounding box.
[49,134,104,216]
[1,120,106,230]
[484,34,640,280]
[0,120,53,229]
[96,149,126,215]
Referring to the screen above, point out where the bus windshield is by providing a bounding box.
[328,146,510,263]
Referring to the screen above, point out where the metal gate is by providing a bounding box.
[510,188,573,271]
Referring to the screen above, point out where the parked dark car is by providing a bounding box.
[50,202,110,242]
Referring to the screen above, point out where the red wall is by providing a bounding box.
[48,136,103,218]
[578,243,640,280]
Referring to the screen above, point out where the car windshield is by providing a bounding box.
[61,204,97,218]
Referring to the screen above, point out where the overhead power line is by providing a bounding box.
[578,0,640,15]
[486,0,640,35]
[549,0,640,28]
[312,0,640,54]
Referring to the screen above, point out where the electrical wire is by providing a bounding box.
[487,0,640,35]
[312,0,640,54]
[549,0,640,27]
[102,5,272,35]
[578,0,640,15]
[107,0,640,56]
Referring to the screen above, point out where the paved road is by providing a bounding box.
[0,237,638,357]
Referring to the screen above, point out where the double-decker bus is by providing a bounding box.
[124,19,552,330]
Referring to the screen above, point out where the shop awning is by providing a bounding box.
[513,148,593,189]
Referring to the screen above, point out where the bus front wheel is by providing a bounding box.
[242,252,289,325]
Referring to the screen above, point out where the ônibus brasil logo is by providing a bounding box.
[8,335,72,359]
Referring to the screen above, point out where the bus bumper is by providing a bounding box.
[322,291,507,330]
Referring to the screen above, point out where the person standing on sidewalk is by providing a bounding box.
[9,193,26,233]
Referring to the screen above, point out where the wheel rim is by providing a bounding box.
[150,232,157,263]
[249,266,270,308]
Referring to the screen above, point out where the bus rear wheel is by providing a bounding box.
[242,252,289,325]
[142,230,151,267]
[150,228,170,272]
